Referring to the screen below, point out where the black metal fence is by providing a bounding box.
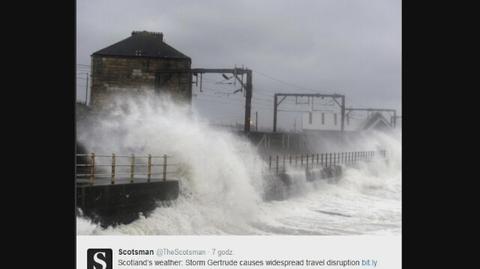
[76,149,387,184]
[266,150,387,175]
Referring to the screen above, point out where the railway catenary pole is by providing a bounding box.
[192,67,253,132]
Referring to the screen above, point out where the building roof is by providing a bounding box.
[361,112,392,130]
[92,31,190,60]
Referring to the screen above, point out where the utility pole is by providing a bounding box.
[85,72,89,105]
[244,69,252,132]
[273,94,278,132]
[340,95,345,131]
[191,67,253,132]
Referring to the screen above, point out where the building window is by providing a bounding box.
[309,112,312,124]
[321,113,325,125]
[334,113,337,126]
[347,114,350,125]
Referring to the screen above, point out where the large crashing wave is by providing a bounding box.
[76,94,401,235]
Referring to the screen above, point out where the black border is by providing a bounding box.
[400,0,463,267]
[11,0,76,267]
[12,0,435,268]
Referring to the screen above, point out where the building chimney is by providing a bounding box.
[131,31,163,41]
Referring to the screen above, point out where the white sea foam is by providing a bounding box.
[76,94,401,235]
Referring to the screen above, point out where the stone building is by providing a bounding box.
[89,31,192,108]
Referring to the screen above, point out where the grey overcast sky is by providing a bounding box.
[77,0,401,131]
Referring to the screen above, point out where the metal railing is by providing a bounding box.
[76,149,388,184]
[266,150,387,175]
[76,153,179,185]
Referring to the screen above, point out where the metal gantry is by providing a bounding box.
[192,67,253,132]
[273,93,346,132]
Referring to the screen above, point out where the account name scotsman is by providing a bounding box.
[157,248,207,256]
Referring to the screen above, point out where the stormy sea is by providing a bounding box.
[76,95,401,235]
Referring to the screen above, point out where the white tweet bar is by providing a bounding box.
[77,236,401,269]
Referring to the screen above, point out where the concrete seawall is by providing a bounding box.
[77,180,179,227]
[263,165,343,201]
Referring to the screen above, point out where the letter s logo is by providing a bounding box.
[87,249,112,269]
[93,252,107,269]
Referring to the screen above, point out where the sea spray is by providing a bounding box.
[77,93,267,234]
[76,93,401,235]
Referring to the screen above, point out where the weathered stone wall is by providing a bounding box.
[90,56,191,109]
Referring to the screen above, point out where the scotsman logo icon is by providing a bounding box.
[87,249,113,269]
